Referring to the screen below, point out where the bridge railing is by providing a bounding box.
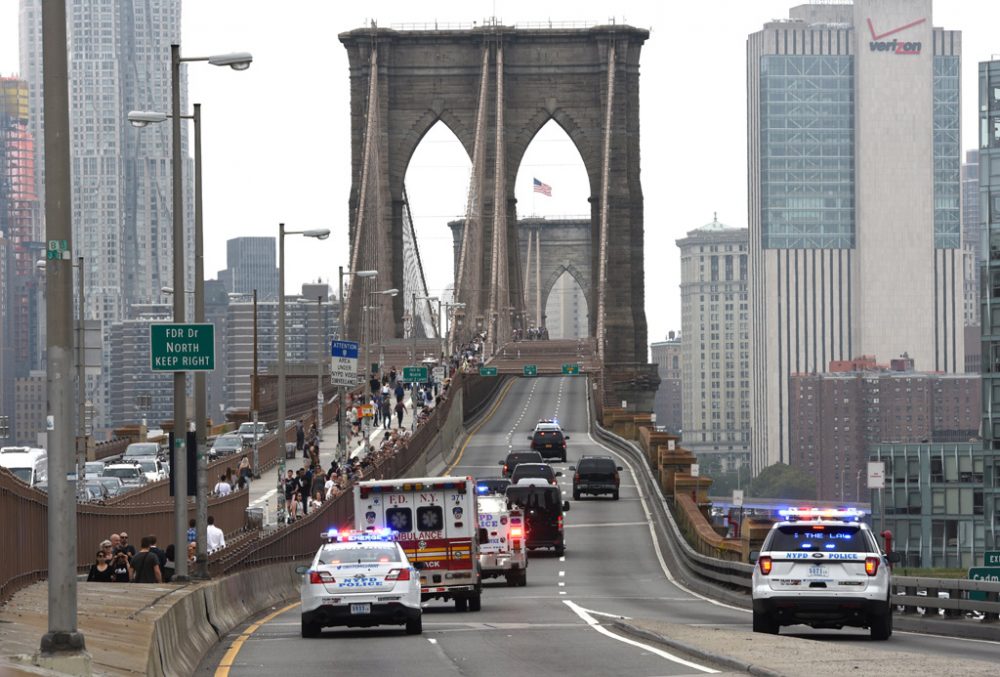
[587,384,1000,623]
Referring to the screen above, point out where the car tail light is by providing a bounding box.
[865,557,879,576]
[574,472,580,482]
[385,568,411,581]
[503,464,508,475]
[562,441,567,448]
[309,570,336,584]
[758,556,772,576]
[510,526,524,538]
[558,515,564,531]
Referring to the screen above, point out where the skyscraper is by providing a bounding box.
[748,0,965,473]
[221,237,278,300]
[19,0,193,432]
[677,216,750,471]
[962,150,981,327]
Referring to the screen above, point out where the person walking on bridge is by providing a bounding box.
[394,398,406,429]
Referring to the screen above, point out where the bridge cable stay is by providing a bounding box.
[400,184,439,339]
[450,44,492,354]
[595,41,616,363]
[486,41,509,360]
[345,42,381,346]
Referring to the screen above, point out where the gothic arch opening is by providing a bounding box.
[514,119,592,335]
[403,120,471,337]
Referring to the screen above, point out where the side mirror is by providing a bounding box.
[616,466,623,471]
[568,466,577,472]
[888,551,902,564]
[564,435,570,440]
[527,435,533,441]
[749,550,760,563]
[555,471,562,477]
[498,460,505,465]
[563,501,571,512]
[294,565,309,575]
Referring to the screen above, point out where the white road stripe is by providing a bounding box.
[559,571,565,577]
[427,638,438,644]
[563,521,648,529]
[563,600,718,674]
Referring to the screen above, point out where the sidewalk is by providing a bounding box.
[245,393,419,526]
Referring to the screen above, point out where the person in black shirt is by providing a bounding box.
[114,532,137,559]
[131,535,162,584]
[87,550,113,582]
[110,551,131,583]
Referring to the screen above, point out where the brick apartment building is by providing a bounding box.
[789,355,980,501]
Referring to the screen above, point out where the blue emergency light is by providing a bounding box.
[777,507,864,522]
[322,527,396,542]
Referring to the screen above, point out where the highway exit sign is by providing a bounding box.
[523,364,537,377]
[562,363,580,375]
[150,323,215,371]
[985,551,1000,567]
[479,366,498,377]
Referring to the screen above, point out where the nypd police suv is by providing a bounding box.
[750,508,899,640]
[298,529,422,637]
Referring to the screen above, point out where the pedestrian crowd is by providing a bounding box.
[511,326,549,341]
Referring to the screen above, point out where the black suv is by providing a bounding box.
[505,484,570,555]
[499,451,544,478]
[570,456,622,500]
[528,421,569,462]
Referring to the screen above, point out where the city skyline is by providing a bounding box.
[3,1,999,348]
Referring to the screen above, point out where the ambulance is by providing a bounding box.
[476,492,528,586]
[354,476,483,611]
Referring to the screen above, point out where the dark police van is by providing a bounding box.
[505,484,570,555]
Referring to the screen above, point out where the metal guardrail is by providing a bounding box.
[587,394,1000,623]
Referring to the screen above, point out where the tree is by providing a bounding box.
[747,463,816,500]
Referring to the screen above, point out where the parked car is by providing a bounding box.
[135,458,168,483]
[102,463,148,489]
[123,442,161,462]
[237,422,267,446]
[95,476,126,498]
[84,460,106,479]
[210,433,244,460]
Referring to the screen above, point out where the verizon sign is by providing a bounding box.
[867,17,925,55]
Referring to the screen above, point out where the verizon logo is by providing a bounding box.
[867,17,925,55]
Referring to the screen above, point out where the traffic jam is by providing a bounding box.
[297,419,620,637]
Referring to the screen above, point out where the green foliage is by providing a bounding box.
[747,463,816,500]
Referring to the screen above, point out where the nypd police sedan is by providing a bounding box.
[750,509,899,640]
[298,529,422,637]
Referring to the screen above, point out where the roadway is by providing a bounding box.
[198,376,1000,676]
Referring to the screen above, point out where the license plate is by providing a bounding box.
[808,566,830,578]
[544,444,552,448]
[350,603,371,615]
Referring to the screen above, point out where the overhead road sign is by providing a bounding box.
[523,365,537,377]
[150,323,215,371]
[480,366,498,377]
[562,363,580,375]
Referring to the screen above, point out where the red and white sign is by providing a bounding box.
[867,461,886,490]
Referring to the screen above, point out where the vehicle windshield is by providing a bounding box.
[238,423,265,434]
[579,459,615,473]
[512,465,551,479]
[103,467,138,479]
[215,436,242,449]
[124,444,158,457]
[509,453,542,465]
[98,477,123,488]
[318,544,400,565]
[137,460,157,472]
[84,462,104,474]
[506,486,560,511]
[767,525,870,553]
[8,468,32,483]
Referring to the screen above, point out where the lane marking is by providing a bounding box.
[583,384,748,615]
[559,571,565,577]
[558,582,566,587]
[563,600,718,673]
[427,638,438,644]
[563,521,648,529]
[214,601,300,677]
[445,378,516,474]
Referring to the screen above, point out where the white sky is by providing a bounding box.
[2,0,999,349]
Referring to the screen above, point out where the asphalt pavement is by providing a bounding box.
[197,377,1000,676]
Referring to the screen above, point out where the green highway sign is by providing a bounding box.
[562,363,580,375]
[480,366,498,377]
[403,365,428,382]
[523,364,537,377]
[150,323,215,371]
[985,551,1000,567]
[968,566,1000,600]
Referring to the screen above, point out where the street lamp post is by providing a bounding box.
[131,44,251,582]
[316,295,324,442]
[39,0,86,658]
[277,224,330,477]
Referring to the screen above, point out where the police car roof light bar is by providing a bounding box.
[777,507,865,521]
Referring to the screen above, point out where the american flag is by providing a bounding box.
[533,178,552,197]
